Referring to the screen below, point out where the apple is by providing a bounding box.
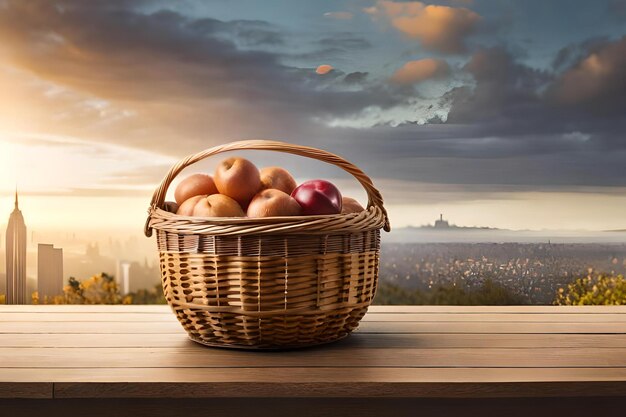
[291,179,342,215]
[177,194,244,217]
[214,157,261,207]
[259,166,297,195]
[247,189,302,217]
[163,201,180,214]
[176,195,205,216]
[174,174,218,205]
[341,197,365,214]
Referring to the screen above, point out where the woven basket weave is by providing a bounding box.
[145,140,390,349]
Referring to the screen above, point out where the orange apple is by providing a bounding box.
[193,194,245,217]
[247,189,302,217]
[341,197,365,214]
[176,194,244,217]
[259,166,297,195]
[176,195,205,216]
[174,174,218,205]
[214,157,261,207]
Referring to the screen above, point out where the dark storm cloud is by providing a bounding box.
[343,71,369,84]
[313,39,626,189]
[549,36,626,115]
[552,37,609,71]
[442,41,626,149]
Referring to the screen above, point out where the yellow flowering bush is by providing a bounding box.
[555,274,626,305]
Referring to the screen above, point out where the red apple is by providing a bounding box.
[174,174,218,205]
[291,179,342,215]
[247,189,302,217]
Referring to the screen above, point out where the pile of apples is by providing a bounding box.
[172,157,365,218]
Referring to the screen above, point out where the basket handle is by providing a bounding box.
[145,140,390,236]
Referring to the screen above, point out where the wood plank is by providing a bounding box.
[1,320,624,334]
[3,366,626,384]
[2,332,626,349]
[0,382,52,399]
[1,397,625,417]
[2,305,626,314]
[3,312,626,323]
[1,347,625,368]
[1,368,626,398]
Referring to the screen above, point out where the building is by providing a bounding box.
[37,244,64,302]
[116,260,131,295]
[6,191,27,304]
[434,214,450,229]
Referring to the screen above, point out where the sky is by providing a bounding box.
[1,0,626,232]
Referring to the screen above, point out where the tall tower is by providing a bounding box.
[37,244,64,302]
[6,190,27,304]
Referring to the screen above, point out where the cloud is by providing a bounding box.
[343,71,368,84]
[549,36,626,113]
[0,0,418,157]
[445,46,551,124]
[551,37,608,71]
[390,58,450,85]
[364,1,481,53]
[315,64,334,74]
[323,11,353,20]
[2,0,626,203]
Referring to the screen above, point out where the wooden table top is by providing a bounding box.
[1,305,625,400]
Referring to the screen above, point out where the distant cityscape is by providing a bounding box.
[2,203,625,305]
[2,191,159,304]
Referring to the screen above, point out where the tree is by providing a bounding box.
[555,274,626,305]
[374,279,527,305]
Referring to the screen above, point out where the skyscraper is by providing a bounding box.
[37,244,63,302]
[6,191,27,304]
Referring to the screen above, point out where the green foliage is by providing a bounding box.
[555,274,626,305]
[374,279,527,305]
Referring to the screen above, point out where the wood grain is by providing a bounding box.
[1,320,625,334]
[2,312,626,323]
[1,332,626,349]
[0,305,625,403]
[2,305,625,313]
[1,346,625,368]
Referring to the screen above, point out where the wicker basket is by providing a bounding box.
[144,140,390,349]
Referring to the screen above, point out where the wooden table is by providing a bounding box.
[1,305,625,417]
